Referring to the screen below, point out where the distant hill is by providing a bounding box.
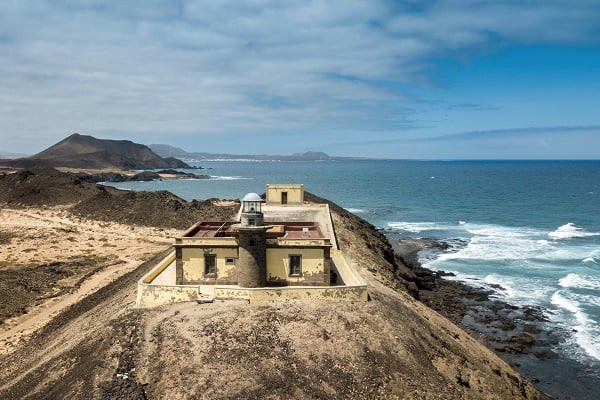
[0,151,30,159]
[150,144,353,161]
[2,134,191,170]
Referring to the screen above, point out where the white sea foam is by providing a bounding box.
[458,221,466,225]
[437,271,551,306]
[209,175,250,180]
[395,218,600,362]
[552,292,583,318]
[548,223,599,240]
[387,222,446,233]
[432,224,547,262]
[551,291,600,361]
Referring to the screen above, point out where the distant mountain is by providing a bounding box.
[149,144,354,161]
[2,134,191,170]
[0,151,30,159]
[148,144,191,159]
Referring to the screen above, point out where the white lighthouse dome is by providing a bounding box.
[242,193,263,202]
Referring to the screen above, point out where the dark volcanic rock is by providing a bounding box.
[2,133,192,170]
[0,167,103,206]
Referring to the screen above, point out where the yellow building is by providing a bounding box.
[266,184,304,205]
[175,187,331,287]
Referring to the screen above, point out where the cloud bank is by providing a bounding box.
[1,1,599,156]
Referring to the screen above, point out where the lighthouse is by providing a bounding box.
[235,193,270,287]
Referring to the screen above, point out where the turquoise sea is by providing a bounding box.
[106,160,600,397]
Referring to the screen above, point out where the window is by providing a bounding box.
[225,257,235,265]
[248,218,255,226]
[204,254,217,276]
[289,255,302,276]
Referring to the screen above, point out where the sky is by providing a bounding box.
[1,0,600,159]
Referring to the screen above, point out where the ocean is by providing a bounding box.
[106,159,600,397]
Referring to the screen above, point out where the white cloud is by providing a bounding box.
[0,1,599,153]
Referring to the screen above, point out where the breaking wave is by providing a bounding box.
[345,208,366,214]
[209,175,251,180]
[549,223,600,240]
[387,221,457,233]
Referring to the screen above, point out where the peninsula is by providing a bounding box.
[0,165,547,399]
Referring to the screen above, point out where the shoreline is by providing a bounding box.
[0,166,210,182]
[0,208,547,399]
[388,236,599,399]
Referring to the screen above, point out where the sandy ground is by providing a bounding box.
[0,201,546,399]
[0,206,180,353]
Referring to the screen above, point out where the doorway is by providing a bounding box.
[281,192,288,205]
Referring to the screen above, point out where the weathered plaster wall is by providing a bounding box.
[137,284,367,307]
[143,252,176,284]
[137,249,367,308]
[137,284,201,308]
[237,229,268,287]
[214,286,367,302]
[266,247,329,286]
[266,184,304,205]
[180,246,238,284]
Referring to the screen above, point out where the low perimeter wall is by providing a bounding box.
[136,250,368,308]
[137,283,368,308]
[213,285,368,302]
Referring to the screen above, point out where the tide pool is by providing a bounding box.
[105,159,600,397]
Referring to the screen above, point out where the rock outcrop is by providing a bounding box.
[0,173,548,399]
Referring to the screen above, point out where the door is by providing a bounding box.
[281,192,288,205]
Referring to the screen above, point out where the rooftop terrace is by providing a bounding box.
[181,221,326,240]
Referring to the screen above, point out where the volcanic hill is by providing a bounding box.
[2,133,191,170]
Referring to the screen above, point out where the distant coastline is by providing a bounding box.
[149,143,373,162]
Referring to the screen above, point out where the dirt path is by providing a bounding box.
[0,249,167,399]
[0,204,546,399]
[0,207,178,267]
[0,207,180,354]
[0,255,142,354]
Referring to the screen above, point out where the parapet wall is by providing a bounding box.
[136,249,368,308]
[214,285,367,302]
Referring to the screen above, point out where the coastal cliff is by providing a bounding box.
[0,169,546,399]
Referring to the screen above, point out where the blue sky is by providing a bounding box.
[1,0,599,159]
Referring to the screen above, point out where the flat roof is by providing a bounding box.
[182,221,326,240]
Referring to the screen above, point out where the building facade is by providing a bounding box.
[174,186,331,288]
[266,184,304,205]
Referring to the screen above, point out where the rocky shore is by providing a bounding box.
[76,169,210,183]
[387,237,598,399]
[0,171,548,399]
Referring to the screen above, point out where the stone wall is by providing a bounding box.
[237,229,267,287]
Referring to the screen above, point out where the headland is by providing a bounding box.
[0,167,547,399]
